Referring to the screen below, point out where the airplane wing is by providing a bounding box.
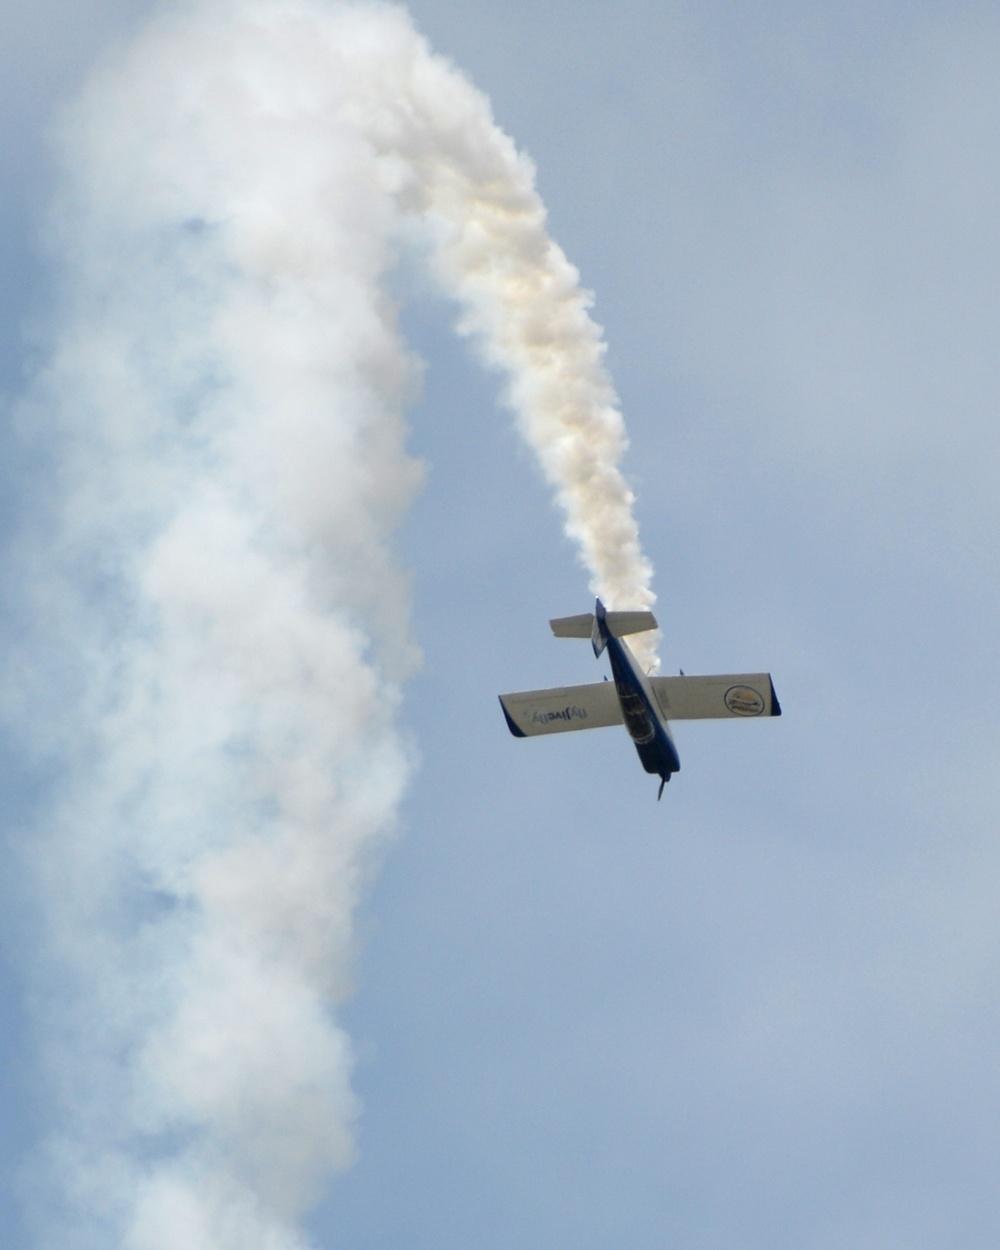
[650,673,781,720]
[499,680,623,737]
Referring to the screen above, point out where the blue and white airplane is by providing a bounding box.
[499,599,780,798]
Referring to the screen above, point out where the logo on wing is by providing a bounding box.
[532,705,589,726]
[724,685,765,716]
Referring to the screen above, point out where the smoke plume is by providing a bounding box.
[10,2,656,1246]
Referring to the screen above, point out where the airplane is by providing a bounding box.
[499,598,780,799]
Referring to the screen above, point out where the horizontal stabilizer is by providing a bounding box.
[549,613,593,639]
[549,610,658,639]
[650,673,781,720]
[499,681,622,737]
[605,610,658,637]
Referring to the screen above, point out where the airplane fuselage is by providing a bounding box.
[600,613,681,787]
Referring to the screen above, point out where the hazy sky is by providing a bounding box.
[2,3,999,1248]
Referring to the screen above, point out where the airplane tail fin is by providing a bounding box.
[549,600,658,659]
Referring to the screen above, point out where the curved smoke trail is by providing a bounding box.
[11,2,656,1246]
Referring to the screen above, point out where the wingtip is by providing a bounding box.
[499,696,527,737]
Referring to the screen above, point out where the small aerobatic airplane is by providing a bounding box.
[499,599,780,799]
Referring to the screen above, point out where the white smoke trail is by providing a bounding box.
[10,2,657,1247]
[359,32,656,632]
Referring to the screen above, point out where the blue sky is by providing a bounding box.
[2,3,1000,1248]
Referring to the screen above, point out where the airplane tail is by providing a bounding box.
[549,599,658,659]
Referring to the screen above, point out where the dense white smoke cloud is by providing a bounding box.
[11,1,656,1246]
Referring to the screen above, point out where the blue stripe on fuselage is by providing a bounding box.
[599,609,681,779]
